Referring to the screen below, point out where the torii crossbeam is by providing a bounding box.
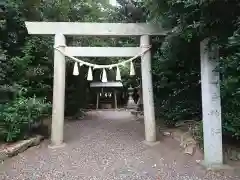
[25,21,224,169]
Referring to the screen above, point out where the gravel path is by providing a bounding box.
[0,110,239,180]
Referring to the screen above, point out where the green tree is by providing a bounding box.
[141,0,240,137]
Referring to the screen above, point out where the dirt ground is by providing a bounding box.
[0,110,239,180]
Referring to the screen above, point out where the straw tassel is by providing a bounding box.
[87,66,93,81]
[130,61,135,76]
[73,62,79,76]
[101,68,108,82]
[116,66,121,81]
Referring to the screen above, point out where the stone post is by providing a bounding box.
[140,35,157,143]
[200,39,223,167]
[50,34,66,148]
[96,93,99,109]
[114,90,118,109]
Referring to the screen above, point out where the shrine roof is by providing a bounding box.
[90,82,123,88]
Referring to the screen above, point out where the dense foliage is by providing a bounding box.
[141,0,240,137]
[1,0,240,142]
[0,0,135,142]
[0,94,51,142]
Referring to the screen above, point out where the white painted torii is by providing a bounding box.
[25,22,223,168]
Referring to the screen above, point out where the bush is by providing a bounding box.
[0,96,51,142]
[190,121,203,147]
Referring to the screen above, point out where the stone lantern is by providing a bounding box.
[127,85,137,109]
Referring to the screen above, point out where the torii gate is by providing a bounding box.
[25,22,224,169]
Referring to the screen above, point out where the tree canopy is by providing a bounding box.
[1,0,240,142]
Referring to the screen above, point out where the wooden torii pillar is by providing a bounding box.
[25,21,168,148]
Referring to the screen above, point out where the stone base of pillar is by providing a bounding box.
[198,160,233,171]
[48,142,66,149]
[143,140,160,147]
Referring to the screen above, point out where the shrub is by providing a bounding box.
[190,121,203,147]
[0,96,51,142]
